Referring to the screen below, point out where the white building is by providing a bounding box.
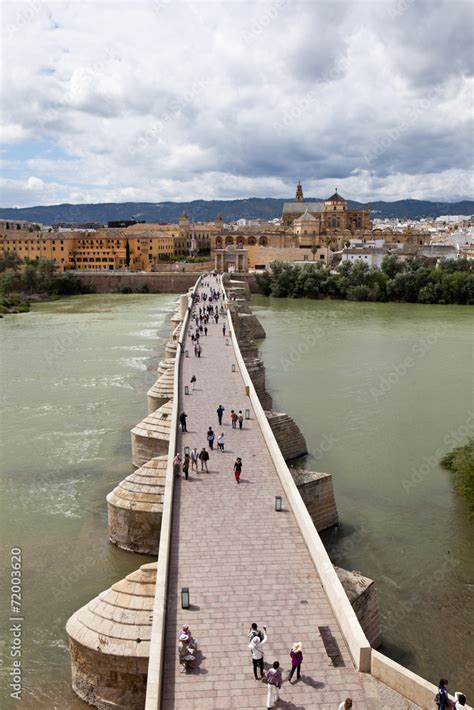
[341,248,386,268]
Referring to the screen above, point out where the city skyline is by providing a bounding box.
[1,0,473,207]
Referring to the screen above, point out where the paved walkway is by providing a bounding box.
[161,277,409,709]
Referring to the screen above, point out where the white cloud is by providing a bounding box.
[0,0,473,207]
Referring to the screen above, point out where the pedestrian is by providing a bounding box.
[217,404,225,425]
[182,453,190,480]
[338,700,352,710]
[222,323,226,336]
[230,410,238,429]
[435,680,450,710]
[204,326,208,336]
[190,447,199,471]
[191,374,196,391]
[197,344,202,358]
[234,457,242,484]
[179,411,187,432]
[266,661,282,709]
[199,447,209,472]
[455,693,467,709]
[238,411,244,429]
[248,622,265,642]
[194,344,198,357]
[178,633,196,671]
[248,630,267,680]
[288,642,303,682]
[217,432,225,451]
[207,426,215,450]
[173,453,182,478]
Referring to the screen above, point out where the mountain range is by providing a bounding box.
[0,198,473,225]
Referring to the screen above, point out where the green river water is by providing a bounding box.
[0,294,176,709]
[0,293,473,707]
[252,296,474,698]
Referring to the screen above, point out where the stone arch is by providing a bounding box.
[259,236,268,246]
[225,236,234,246]
[216,237,223,248]
[248,236,256,246]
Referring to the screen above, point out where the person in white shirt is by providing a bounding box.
[248,631,267,679]
[338,699,353,710]
[455,692,467,709]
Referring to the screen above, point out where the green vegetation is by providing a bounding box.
[255,256,474,305]
[0,253,94,312]
[441,439,474,516]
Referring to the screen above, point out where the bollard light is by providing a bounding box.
[275,496,282,512]
[181,587,190,609]
[245,409,250,420]
[226,338,230,346]
[185,385,189,395]
[232,364,236,372]
[185,349,189,358]
[184,446,190,456]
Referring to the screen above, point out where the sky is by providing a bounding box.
[1,0,473,207]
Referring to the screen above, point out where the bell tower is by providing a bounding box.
[295,181,304,202]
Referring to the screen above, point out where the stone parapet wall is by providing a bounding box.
[265,410,308,460]
[75,272,202,293]
[290,468,339,531]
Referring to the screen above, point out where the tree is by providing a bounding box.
[0,271,16,295]
[440,438,474,517]
[381,254,405,279]
[0,251,23,273]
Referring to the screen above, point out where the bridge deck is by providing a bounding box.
[162,277,368,709]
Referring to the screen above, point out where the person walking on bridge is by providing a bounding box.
[217,404,225,425]
[234,457,242,484]
[265,661,282,709]
[207,427,215,450]
[179,411,188,432]
[288,642,303,682]
[199,447,209,472]
[190,447,199,472]
[248,629,267,680]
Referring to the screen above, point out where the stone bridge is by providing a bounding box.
[66,275,465,710]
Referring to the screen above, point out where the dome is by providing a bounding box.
[66,562,157,708]
[131,400,173,467]
[107,457,167,554]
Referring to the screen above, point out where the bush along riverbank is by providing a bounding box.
[0,253,94,313]
[255,256,474,304]
[441,438,474,517]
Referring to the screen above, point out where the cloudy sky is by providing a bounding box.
[1,0,473,207]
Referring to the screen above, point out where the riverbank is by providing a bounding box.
[256,258,474,305]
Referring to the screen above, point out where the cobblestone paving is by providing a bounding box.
[161,277,419,710]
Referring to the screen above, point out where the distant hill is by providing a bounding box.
[0,197,472,225]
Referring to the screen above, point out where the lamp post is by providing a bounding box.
[181,587,190,609]
[232,364,236,372]
[275,496,282,512]
[185,385,189,395]
[245,409,250,420]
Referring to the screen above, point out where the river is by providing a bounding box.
[251,296,474,698]
[1,294,472,706]
[0,293,176,709]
